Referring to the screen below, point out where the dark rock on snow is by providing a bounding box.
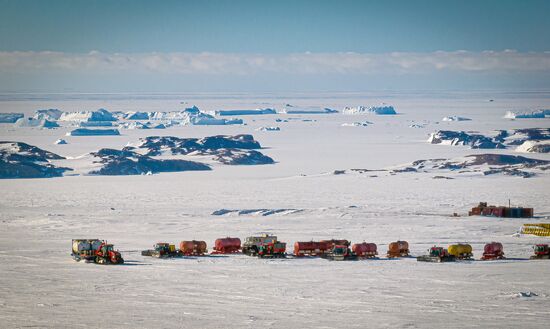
[89,148,211,176]
[0,141,72,179]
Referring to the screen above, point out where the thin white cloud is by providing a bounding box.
[1,50,550,75]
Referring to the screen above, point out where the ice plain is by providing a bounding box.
[1,91,550,329]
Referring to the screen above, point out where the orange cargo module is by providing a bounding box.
[387,241,409,258]
[180,240,207,256]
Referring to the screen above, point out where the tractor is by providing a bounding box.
[141,242,181,258]
[242,234,279,256]
[257,241,287,258]
[530,244,550,259]
[95,242,124,264]
[325,244,357,261]
[417,246,455,263]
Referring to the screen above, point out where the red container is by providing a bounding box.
[213,237,241,253]
[179,240,207,255]
[293,241,331,256]
[523,208,534,218]
[320,239,351,247]
[484,242,503,255]
[352,242,377,257]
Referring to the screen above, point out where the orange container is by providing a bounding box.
[179,240,207,255]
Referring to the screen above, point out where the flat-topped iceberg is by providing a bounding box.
[279,107,337,114]
[79,121,114,127]
[342,105,397,115]
[66,128,120,136]
[210,108,276,116]
[149,106,243,125]
[0,113,24,123]
[59,108,118,122]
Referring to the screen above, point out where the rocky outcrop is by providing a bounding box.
[0,142,71,178]
[88,148,211,176]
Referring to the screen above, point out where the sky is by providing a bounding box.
[0,0,549,92]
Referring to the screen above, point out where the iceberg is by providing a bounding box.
[342,105,397,115]
[59,108,118,122]
[504,110,546,119]
[442,116,472,122]
[79,121,114,127]
[211,108,276,116]
[148,107,243,125]
[255,126,280,131]
[0,113,24,123]
[33,109,63,121]
[14,118,59,128]
[279,107,337,114]
[124,111,150,120]
[66,128,120,136]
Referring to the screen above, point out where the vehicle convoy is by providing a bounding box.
[142,243,182,258]
[71,239,124,264]
[387,240,410,258]
[417,246,456,263]
[447,243,474,260]
[481,242,505,260]
[212,237,241,254]
[257,241,287,258]
[242,234,279,256]
[293,241,332,257]
[325,244,357,261]
[179,240,208,256]
[530,244,550,259]
[352,242,378,258]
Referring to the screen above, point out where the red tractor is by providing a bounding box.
[95,242,124,264]
[257,241,287,258]
[530,244,550,259]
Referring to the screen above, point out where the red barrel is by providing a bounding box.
[213,237,241,253]
[484,242,503,255]
[352,242,377,257]
[179,240,207,255]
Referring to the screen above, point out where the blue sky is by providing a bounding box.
[0,0,549,92]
